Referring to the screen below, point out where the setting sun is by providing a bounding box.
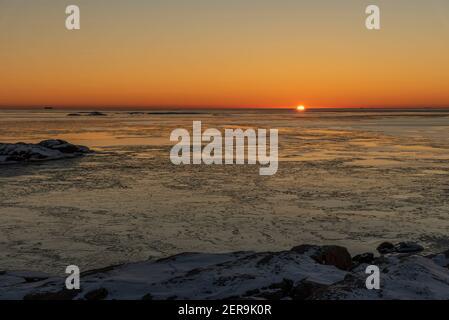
[296,105,306,111]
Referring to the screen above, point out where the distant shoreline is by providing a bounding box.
[1,107,449,113]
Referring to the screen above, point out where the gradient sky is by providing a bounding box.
[1,0,449,108]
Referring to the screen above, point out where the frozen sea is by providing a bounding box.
[1,108,449,274]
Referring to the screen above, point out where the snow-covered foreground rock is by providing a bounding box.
[1,244,448,300]
[0,140,91,164]
[319,253,449,300]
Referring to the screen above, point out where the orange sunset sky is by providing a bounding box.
[1,0,449,109]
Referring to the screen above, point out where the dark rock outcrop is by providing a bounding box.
[0,140,91,164]
[313,246,353,271]
[394,242,424,253]
[377,242,423,254]
[352,253,375,265]
[377,242,395,254]
[67,111,107,117]
[3,242,448,300]
[292,245,352,271]
[87,111,107,116]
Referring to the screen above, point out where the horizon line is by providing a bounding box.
[1,105,449,110]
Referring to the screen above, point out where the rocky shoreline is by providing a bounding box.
[1,242,448,300]
[0,140,91,164]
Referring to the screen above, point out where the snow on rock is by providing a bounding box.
[0,250,347,300]
[316,254,449,300]
[0,140,91,164]
[1,244,449,300]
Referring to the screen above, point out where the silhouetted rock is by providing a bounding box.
[38,139,89,154]
[394,242,424,253]
[352,253,375,265]
[314,246,353,271]
[147,111,202,115]
[377,241,424,254]
[291,245,352,271]
[377,242,395,254]
[87,111,107,116]
[0,140,91,164]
